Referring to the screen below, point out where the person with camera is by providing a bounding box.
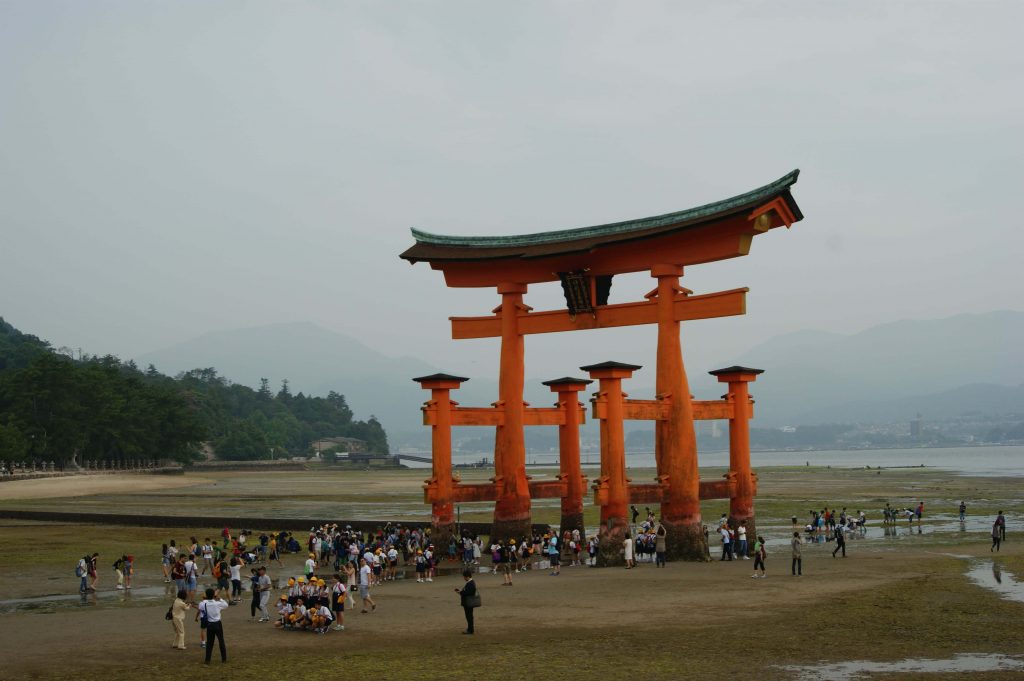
[198,588,230,664]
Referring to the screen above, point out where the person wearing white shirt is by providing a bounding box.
[198,588,230,664]
[275,595,292,627]
[201,540,214,575]
[386,547,399,581]
[255,566,272,622]
[184,555,198,602]
[311,604,333,633]
[358,558,376,613]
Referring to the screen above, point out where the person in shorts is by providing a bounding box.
[547,535,560,575]
[359,558,376,613]
[194,593,208,648]
[331,573,346,631]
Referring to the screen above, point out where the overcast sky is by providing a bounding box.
[2,2,1021,381]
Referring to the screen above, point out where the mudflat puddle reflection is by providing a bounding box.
[777,653,1024,680]
[0,585,169,614]
[966,560,1024,603]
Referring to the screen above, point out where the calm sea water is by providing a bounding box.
[427,445,1024,477]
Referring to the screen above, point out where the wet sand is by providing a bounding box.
[0,473,210,500]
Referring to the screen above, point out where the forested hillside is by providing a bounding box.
[0,318,387,463]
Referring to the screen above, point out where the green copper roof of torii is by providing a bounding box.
[408,169,800,250]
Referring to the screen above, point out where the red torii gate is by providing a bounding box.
[402,170,804,560]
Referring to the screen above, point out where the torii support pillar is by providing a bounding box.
[583,361,640,567]
[542,377,593,536]
[492,282,533,542]
[414,372,468,547]
[651,264,708,560]
[710,366,763,556]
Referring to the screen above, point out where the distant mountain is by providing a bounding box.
[136,311,1024,441]
[137,322,431,437]
[790,382,1024,424]
[136,322,523,444]
[721,310,1024,425]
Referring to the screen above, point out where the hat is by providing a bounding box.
[297,577,306,583]
[279,595,287,601]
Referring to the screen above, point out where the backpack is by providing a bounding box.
[75,558,86,578]
[213,562,223,578]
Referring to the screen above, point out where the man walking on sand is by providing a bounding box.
[358,558,376,613]
[255,566,272,622]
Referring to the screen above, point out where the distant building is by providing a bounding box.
[910,413,922,438]
[311,436,368,456]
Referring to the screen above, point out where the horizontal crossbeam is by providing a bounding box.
[422,404,586,427]
[451,288,747,340]
[592,398,740,421]
[424,478,571,504]
[592,477,752,505]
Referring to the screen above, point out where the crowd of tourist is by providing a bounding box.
[68,499,1013,662]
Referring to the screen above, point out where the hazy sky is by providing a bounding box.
[2,2,1022,381]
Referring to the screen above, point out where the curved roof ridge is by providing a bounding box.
[411,169,799,248]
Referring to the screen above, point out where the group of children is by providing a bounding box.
[275,573,350,635]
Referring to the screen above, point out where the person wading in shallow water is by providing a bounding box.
[832,524,847,558]
[455,568,478,634]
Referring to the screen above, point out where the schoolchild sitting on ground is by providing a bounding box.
[274,595,292,628]
[310,603,334,634]
[288,597,308,629]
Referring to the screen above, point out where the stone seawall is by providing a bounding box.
[0,467,184,482]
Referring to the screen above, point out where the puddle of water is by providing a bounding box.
[0,586,170,614]
[777,653,1024,680]
[966,561,1024,603]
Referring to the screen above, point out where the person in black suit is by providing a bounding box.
[454,568,477,634]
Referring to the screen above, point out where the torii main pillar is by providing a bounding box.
[651,264,707,560]
[492,282,533,541]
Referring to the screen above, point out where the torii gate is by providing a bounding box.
[401,170,804,560]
